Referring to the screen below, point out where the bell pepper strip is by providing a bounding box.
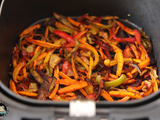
[10,80,19,94]
[62,60,71,74]
[84,84,94,95]
[127,87,140,94]
[18,91,38,97]
[100,89,114,101]
[59,71,72,80]
[131,57,150,74]
[73,29,88,39]
[79,39,99,67]
[109,73,118,79]
[116,96,130,102]
[101,16,119,20]
[25,50,42,66]
[71,52,79,80]
[79,88,88,96]
[150,69,159,92]
[109,91,142,99]
[67,17,92,28]
[36,52,48,61]
[44,27,49,38]
[33,46,41,69]
[111,28,135,43]
[53,12,77,30]
[25,38,61,48]
[20,24,41,37]
[64,39,79,60]
[13,60,26,83]
[22,67,27,78]
[87,56,94,79]
[133,29,148,58]
[109,44,123,76]
[116,21,134,35]
[104,74,127,88]
[143,86,153,97]
[75,56,89,71]
[124,79,135,84]
[53,30,75,44]
[129,44,139,59]
[139,46,146,61]
[58,81,88,94]
[43,49,55,67]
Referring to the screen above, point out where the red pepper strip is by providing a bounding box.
[116,21,134,35]
[53,30,75,44]
[133,29,148,58]
[112,28,135,43]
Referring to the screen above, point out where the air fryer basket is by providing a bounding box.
[1,0,160,120]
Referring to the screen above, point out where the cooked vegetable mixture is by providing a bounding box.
[10,12,159,101]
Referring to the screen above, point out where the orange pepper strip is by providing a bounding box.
[116,21,134,35]
[130,81,145,91]
[20,24,41,37]
[67,17,92,29]
[13,60,26,83]
[22,67,27,78]
[58,79,77,85]
[10,80,18,94]
[49,83,59,99]
[100,89,114,101]
[25,38,61,48]
[79,40,99,67]
[129,44,139,59]
[71,53,79,80]
[139,46,146,61]
[44,27,49,38]
[131,58,150,74]
[79,88,88,96]
[74,29,88,40]
[59,71,72,80]
[109,73,118,79]
[143,86,153,97]
[54,65,59,79]
[110,44,123,76]
[58,81,88,94]
[116,96,130,102]
[127,87,140,94]
[124,79,135,84]
[18,91,38,97]
[109,91,142,99]
[36,52,48,61]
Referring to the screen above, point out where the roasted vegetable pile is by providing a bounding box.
[10,12,159,102]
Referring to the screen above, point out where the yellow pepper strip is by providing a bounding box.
[129,44,139,59]
[25,38,61,48]
[75,56,89,71]
[104,58,141,67]
[100,89,114,101]
[131,58,150,74]
[87,56,94,79]
[43,49,55,67]
[109,44,123,76]
[13,60,26,83]
[79,39,99,67]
